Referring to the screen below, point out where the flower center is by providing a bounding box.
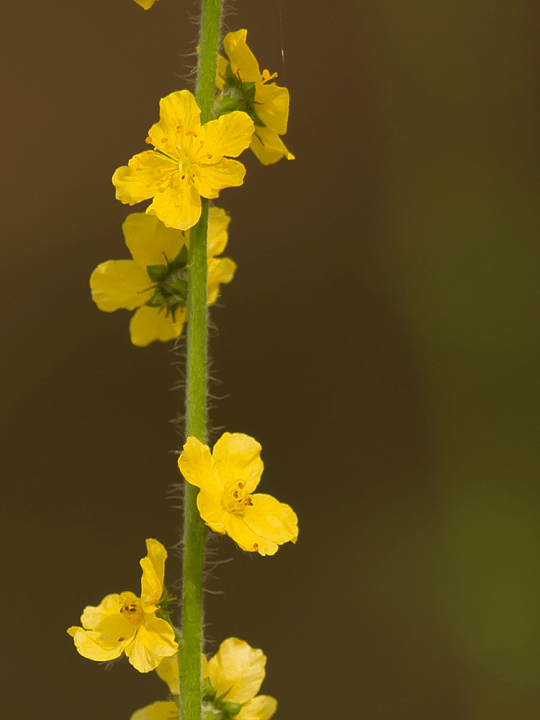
[223,479,254,515]
[120,598,144,625]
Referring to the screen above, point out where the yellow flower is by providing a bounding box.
[131,638,277,720]
[178,433,298,555]
[113,90,254,230]
[134,0,159,8]
[90,207,236,347]
[216,29,294,166]
[67,539,178,673]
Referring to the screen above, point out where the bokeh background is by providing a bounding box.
[2,0,540,718]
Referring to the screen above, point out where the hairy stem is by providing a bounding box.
[178,1,223,718]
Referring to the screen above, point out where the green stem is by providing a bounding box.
[178,1,223,719]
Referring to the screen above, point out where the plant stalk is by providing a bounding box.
[178,0,224,718]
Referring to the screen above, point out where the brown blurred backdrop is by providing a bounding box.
[2,0,540,718]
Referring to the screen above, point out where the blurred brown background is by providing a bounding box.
[2,0,540,718]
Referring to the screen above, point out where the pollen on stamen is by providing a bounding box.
[145,136,152,145]
[161,137,168,143]
[253,543,259,550]
[262,69,278,83]
[207,154,213,159]
[244,497,253,506]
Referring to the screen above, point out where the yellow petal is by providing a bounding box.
[206,206,231,258]
[156,654,180,695]
[125,615,178,673]
[69,627,129,662]
[207,257,237,306]
[140,539,166,611]
[207,637,266,704]
[212,433,263,495]
[223,514,276,555]
[148,90,201,159]
[216,55,228,91]
[250,127,294,166]
[80,591,140,648]
[196,489,228,534]
[255,84,289,136]
[237,696,277,720]
[123,214,186,268]
[113,151,177,205]
[242,494,298,555]
[193,157,246,200]
[197,111,254,162]
[133,0,158,9]
[129,305,187,347]
[178,437,221,493]
[223,29,261,83]
[90,261,150,312]
[79,593,124,630]
[130,701,178,720]
[148,174,202,230]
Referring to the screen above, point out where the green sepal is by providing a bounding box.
[172,245,188,268]
[219,700,242,718]
[201,677,216,701]
[202,704,223,720]
[146,290,167,308]
[146,264,169,282]
[215,95,241,117]
[241,81,256,100]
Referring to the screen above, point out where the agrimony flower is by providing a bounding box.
[113,90,254,230]
[216,29,294,165]
[178,433,298,555]
[131,638,277,720]
[68,539,177,673]
[90,207,236,347]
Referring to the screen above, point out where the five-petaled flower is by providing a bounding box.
[131,637,277,720]
[216,29,294,166]
[89,207,236,347]
[67,539,178,673]
[178,433,298,555]
[113,89,254,230]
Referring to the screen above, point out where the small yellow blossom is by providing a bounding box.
[67,539,178,673]
[113,90,254,230]
[216,29,294,165]
[131,638,277,720]
[134,0,159,8]
[178,433,298,555]
[90,207,236,347]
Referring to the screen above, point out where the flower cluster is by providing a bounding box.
[73,15,298,719]
[132,638,277,720]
